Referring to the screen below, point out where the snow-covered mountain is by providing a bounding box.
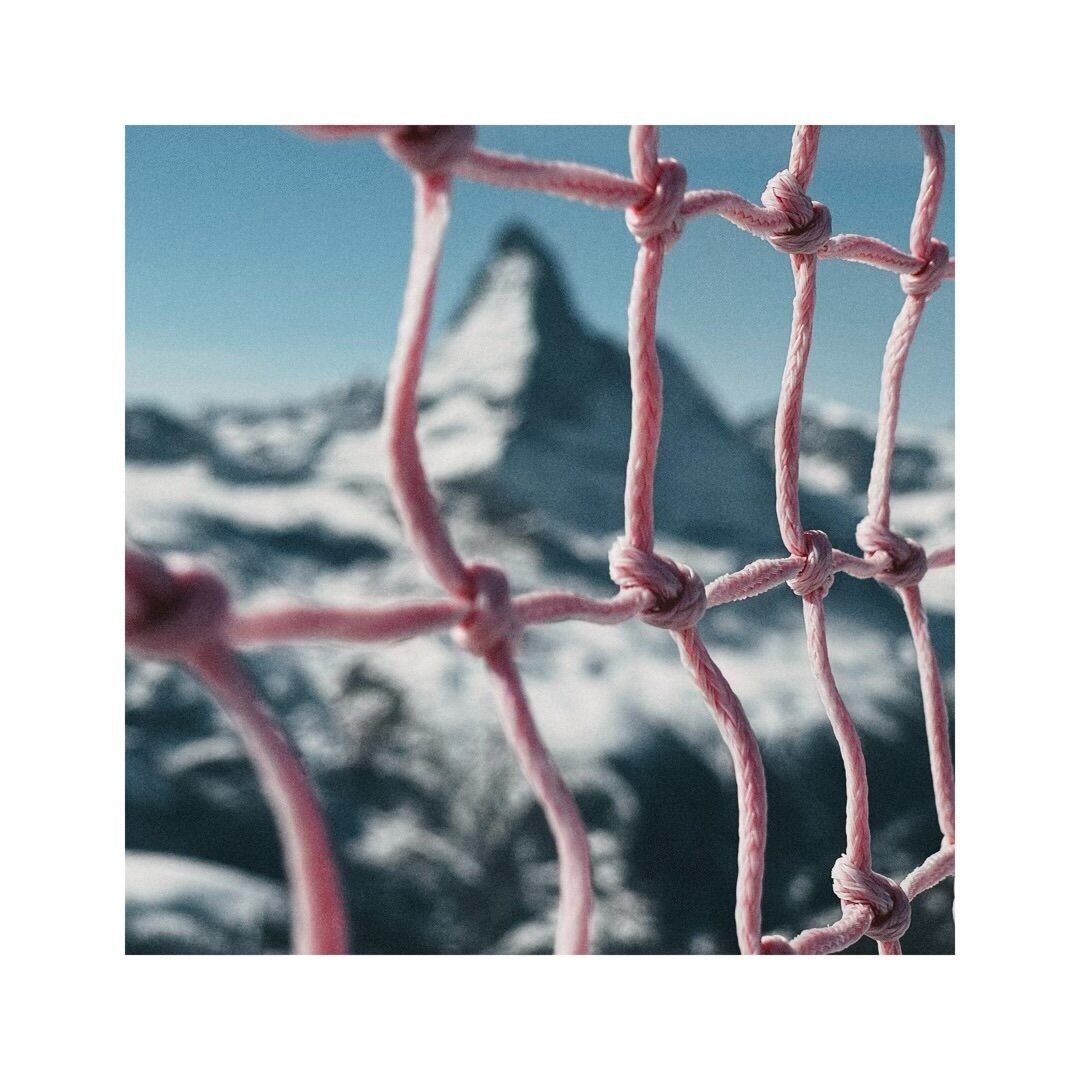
[126,224,954,955]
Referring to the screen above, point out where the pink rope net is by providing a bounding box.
[125,124,955,956]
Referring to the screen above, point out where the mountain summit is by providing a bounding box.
[419,222,846,550]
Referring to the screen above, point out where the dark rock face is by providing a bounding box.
[743,406,948,498]
[127,406,211,464]
[186,513,389,583]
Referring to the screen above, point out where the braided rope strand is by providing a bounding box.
[188,644,351,955]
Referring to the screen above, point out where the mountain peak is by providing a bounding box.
[418,222,816,549]
[492,222,555,261]
[490,221,561,265]
[447,221,580,335]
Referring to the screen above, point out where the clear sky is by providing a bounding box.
[126,125,954,429]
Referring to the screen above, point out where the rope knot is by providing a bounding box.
[855,517,928,588]
[762,169,832,254]
[380,126,476,175]
[900,237,950,297]
[789,529,834,599]
[452,562,521,657]
[625,158,687,249]
[125,546,231,661]
[608,540,706,630]
[760,935,796,954]
[831,855,912,944]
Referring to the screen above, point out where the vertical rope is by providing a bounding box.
[484,643,592,953]
[624,240,666,552]
[381,158,593,955]
[774,252,819,553]
[189,645,350,955]
[383,173,471,598]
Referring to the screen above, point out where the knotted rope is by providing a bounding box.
[788,529,835,599]
[452,562,522,657]
[125,545,348,955]
[762,169,832,255]
[128,124,955,956]
[380,125,476,175]
[608,540,707,631]
[856,517,929,588]
[900,236,951,297]
[832,855,912,944]
[125,547,230,660]
[625,158,687,249]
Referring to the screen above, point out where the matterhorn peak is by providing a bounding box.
[452,223,577,326]
[416,221,817,549]
[421,223,585,409]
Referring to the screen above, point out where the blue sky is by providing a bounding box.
[126,125,954,428]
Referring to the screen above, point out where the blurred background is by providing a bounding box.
[125,125,954,954]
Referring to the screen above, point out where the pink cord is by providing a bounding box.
[380,161,593,954]
[674,627,767,954]
[128,124,955,955]
[125,547,348,954]
[759,126,953,956]
[188,645,351,954]
[484,642,592,954]
[383,173,471,598]
[230,598,468,645]
[606,128,771,954]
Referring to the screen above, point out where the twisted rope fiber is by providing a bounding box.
[125,123,955,955]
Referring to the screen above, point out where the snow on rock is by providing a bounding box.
[126,852,289,954]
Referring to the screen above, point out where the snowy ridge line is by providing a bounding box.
[125,125,955,956]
